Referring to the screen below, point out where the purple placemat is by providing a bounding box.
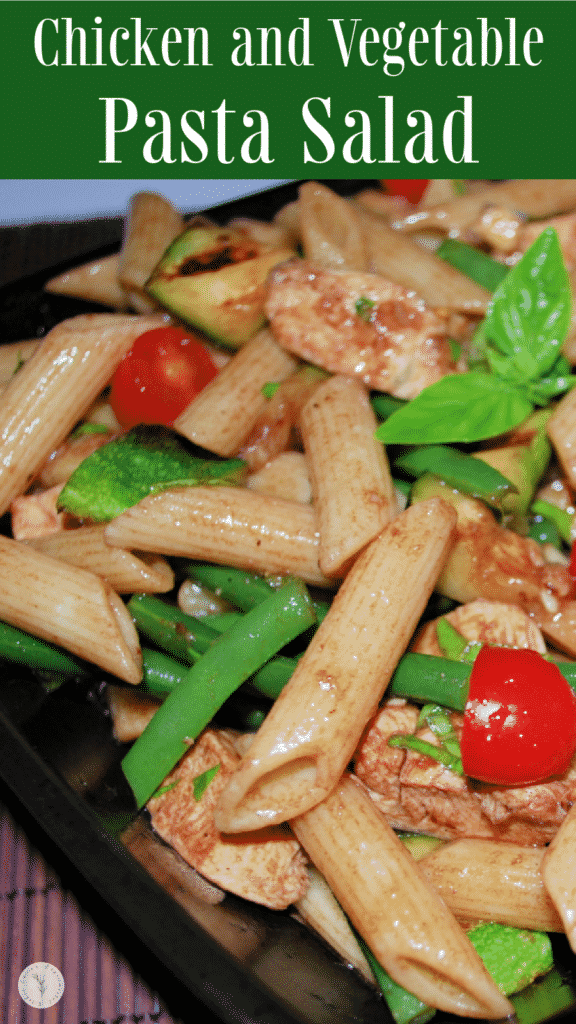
[1,802,180,1024]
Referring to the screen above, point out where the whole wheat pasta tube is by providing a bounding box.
[214,497,456,832]
[44,253,129,310]
[298,182,366,271]
[26,525,175,595]
[357,208,490,314]
[541,802,576,952]
[393,179,576,235]
[300,375,396,577]
[174,330,297,456]
[118,192,185,311]
[419,838,563,933]
[0,312,167,517]
[0,536,141,684]
[291,776,513,1019]
[104,486,331,587]
[0,339,41,389]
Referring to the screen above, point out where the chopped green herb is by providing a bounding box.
[152,780,180,799]
[436,617,482,664]
[355,296,375,322]
[193,764,220,800]
[261,381,281,399]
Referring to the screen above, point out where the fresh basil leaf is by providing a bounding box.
[375,372,533,445]
[527,374,576,404]
[58,426,247,522]
[484,228,571,382]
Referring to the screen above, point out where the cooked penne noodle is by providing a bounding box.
[300,375,395,577]
[238,365,326,472]
[291,776,513,1019]
[298,181,366,271]
[0,312,167,516]
[106,684,162,743]
[541,802,576,952]
[118,191,185,311]
[357,208,490,314]
[393,179,576,236]
[174,329,297,456]
[419,838,563,933]
[26,525,175,594]
[247,451,312,504]
[104,485,331,587]
[214,498,456,832]
[44,253,129,309]
[0,535,141,684]
[0,339,41,389]
[294,866,375,984]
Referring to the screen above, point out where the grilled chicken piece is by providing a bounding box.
[106,684,161,743]
[265,260,454,400]
[412,599,547,656]
[11,484,65,540]
[355,700,576,845]
[147,729,308,910]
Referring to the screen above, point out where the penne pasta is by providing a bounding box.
[357,207,490,314]
[214,497,456,832]
[419,838,563,933]
[300,374,396,577]
[246,450,312,504]
[26,525,175,594]
[541,802,576,952]
[294,866,375,983]
[104,485,331,587]
[0,535,141,684]
[547,384,576,489]
[0,312,168,516]
[174,329,297,456]
[393,179,576,236]
[0,339,41,389]
[291,775,513,1019]
[298,181,366,271]
[118,191,186,311]
[44,253,129,309]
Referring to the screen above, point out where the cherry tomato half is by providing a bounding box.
[461,645,576,786]
[380,180,429,204]
[109,326,219,429]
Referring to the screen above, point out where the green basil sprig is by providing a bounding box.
[376,228,573,445]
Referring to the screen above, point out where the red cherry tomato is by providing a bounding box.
[461,646,576,786]
[380,180,429,204]
[109,326,219,429]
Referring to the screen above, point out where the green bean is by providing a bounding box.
[388,653,472,711]
[0,618,86,676]
[528,513,562,549]
[389,651,576,710]
[141,648,187,696]
[122,577,317,807]
[128,593,220,663]
[201,611,243,633]
[530,499,573,544]
[252,654,302,699]
[395,446,516,509]
[436,239,508,292]
[187,561,330,622]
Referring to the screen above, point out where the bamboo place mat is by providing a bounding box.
[1,799,181,1024]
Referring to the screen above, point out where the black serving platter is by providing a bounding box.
[0,180,575,1024]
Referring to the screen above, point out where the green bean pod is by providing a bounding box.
[122,577,317,808]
